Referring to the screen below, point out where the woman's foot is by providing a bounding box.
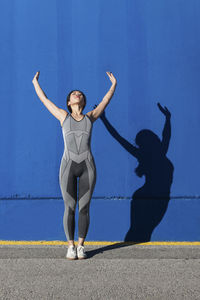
[66,245,77,260]
[77,245,87,259]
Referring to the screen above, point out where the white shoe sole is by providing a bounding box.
[77,256,87,259]
[66,256,77,260]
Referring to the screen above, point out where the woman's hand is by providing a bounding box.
[157,102,171,119]
[32,71,40,84]
[106,71,117,86]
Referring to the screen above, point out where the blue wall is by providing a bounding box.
[1,0,200,241]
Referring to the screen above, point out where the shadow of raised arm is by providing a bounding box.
[157,103,171,155]
[97,108,139,158]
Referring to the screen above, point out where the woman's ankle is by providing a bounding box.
[68,240,75,247]
[78,237,85,247]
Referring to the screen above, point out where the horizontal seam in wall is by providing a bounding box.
[0,196,200,201]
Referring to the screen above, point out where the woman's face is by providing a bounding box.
[68,90,84,107]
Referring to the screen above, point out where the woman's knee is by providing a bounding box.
[64,200,76,213]
[79,202,90,214]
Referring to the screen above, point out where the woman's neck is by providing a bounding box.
[71,105,83,116]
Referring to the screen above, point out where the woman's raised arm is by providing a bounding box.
[87,72,117,122]
[32,71,67,122]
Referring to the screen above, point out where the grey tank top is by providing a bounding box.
[61,113,94,164]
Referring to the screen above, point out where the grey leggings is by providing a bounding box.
[59,157,96,240]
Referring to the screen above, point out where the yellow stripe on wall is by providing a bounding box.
[0,240,200,245]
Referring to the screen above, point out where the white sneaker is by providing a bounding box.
[66,245,77,260]
[77,245,87,259]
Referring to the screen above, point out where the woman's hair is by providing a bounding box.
[66,90,87,113]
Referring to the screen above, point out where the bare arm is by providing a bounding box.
[32,71,67,124]
[86,72,117,122]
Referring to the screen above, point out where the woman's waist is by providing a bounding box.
[63,142,91,153]
[62,149,95,162]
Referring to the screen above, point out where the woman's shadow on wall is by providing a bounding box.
[96,102,174,243]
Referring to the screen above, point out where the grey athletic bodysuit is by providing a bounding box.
[59,113,96,241]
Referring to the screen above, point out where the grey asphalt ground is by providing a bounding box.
[0,244,200,300]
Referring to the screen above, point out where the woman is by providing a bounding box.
[32,71,117,259]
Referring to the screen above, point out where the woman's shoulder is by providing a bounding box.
[85,111,96,123]
[59,109,69,127]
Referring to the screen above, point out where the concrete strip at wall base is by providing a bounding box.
[0,198,199,241]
